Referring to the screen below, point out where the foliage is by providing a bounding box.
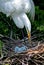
[0,40,3,56]
[0,40,3,50]
[32,6,44,31]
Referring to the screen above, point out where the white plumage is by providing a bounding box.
[0,0,35,41]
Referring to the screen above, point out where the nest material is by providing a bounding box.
[0,43,44,65]
[0,33,44,65]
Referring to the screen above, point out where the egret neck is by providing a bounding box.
[20,13,31,43]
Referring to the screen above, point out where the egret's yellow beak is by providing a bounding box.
[27,32,31,43]
[27,29,31,43]
[27,31,31,40]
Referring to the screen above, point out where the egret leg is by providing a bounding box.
[21,29,26,44]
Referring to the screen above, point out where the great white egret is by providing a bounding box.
[0,0,35,42]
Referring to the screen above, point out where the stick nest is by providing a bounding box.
[0,33,44,65]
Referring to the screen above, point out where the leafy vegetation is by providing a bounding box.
[0,40,3,56]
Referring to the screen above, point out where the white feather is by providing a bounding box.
[0,0,35,19]
[29,0,35,20]
[20,13,31,32]
[12,13,24,28]
[24,0,31,13]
